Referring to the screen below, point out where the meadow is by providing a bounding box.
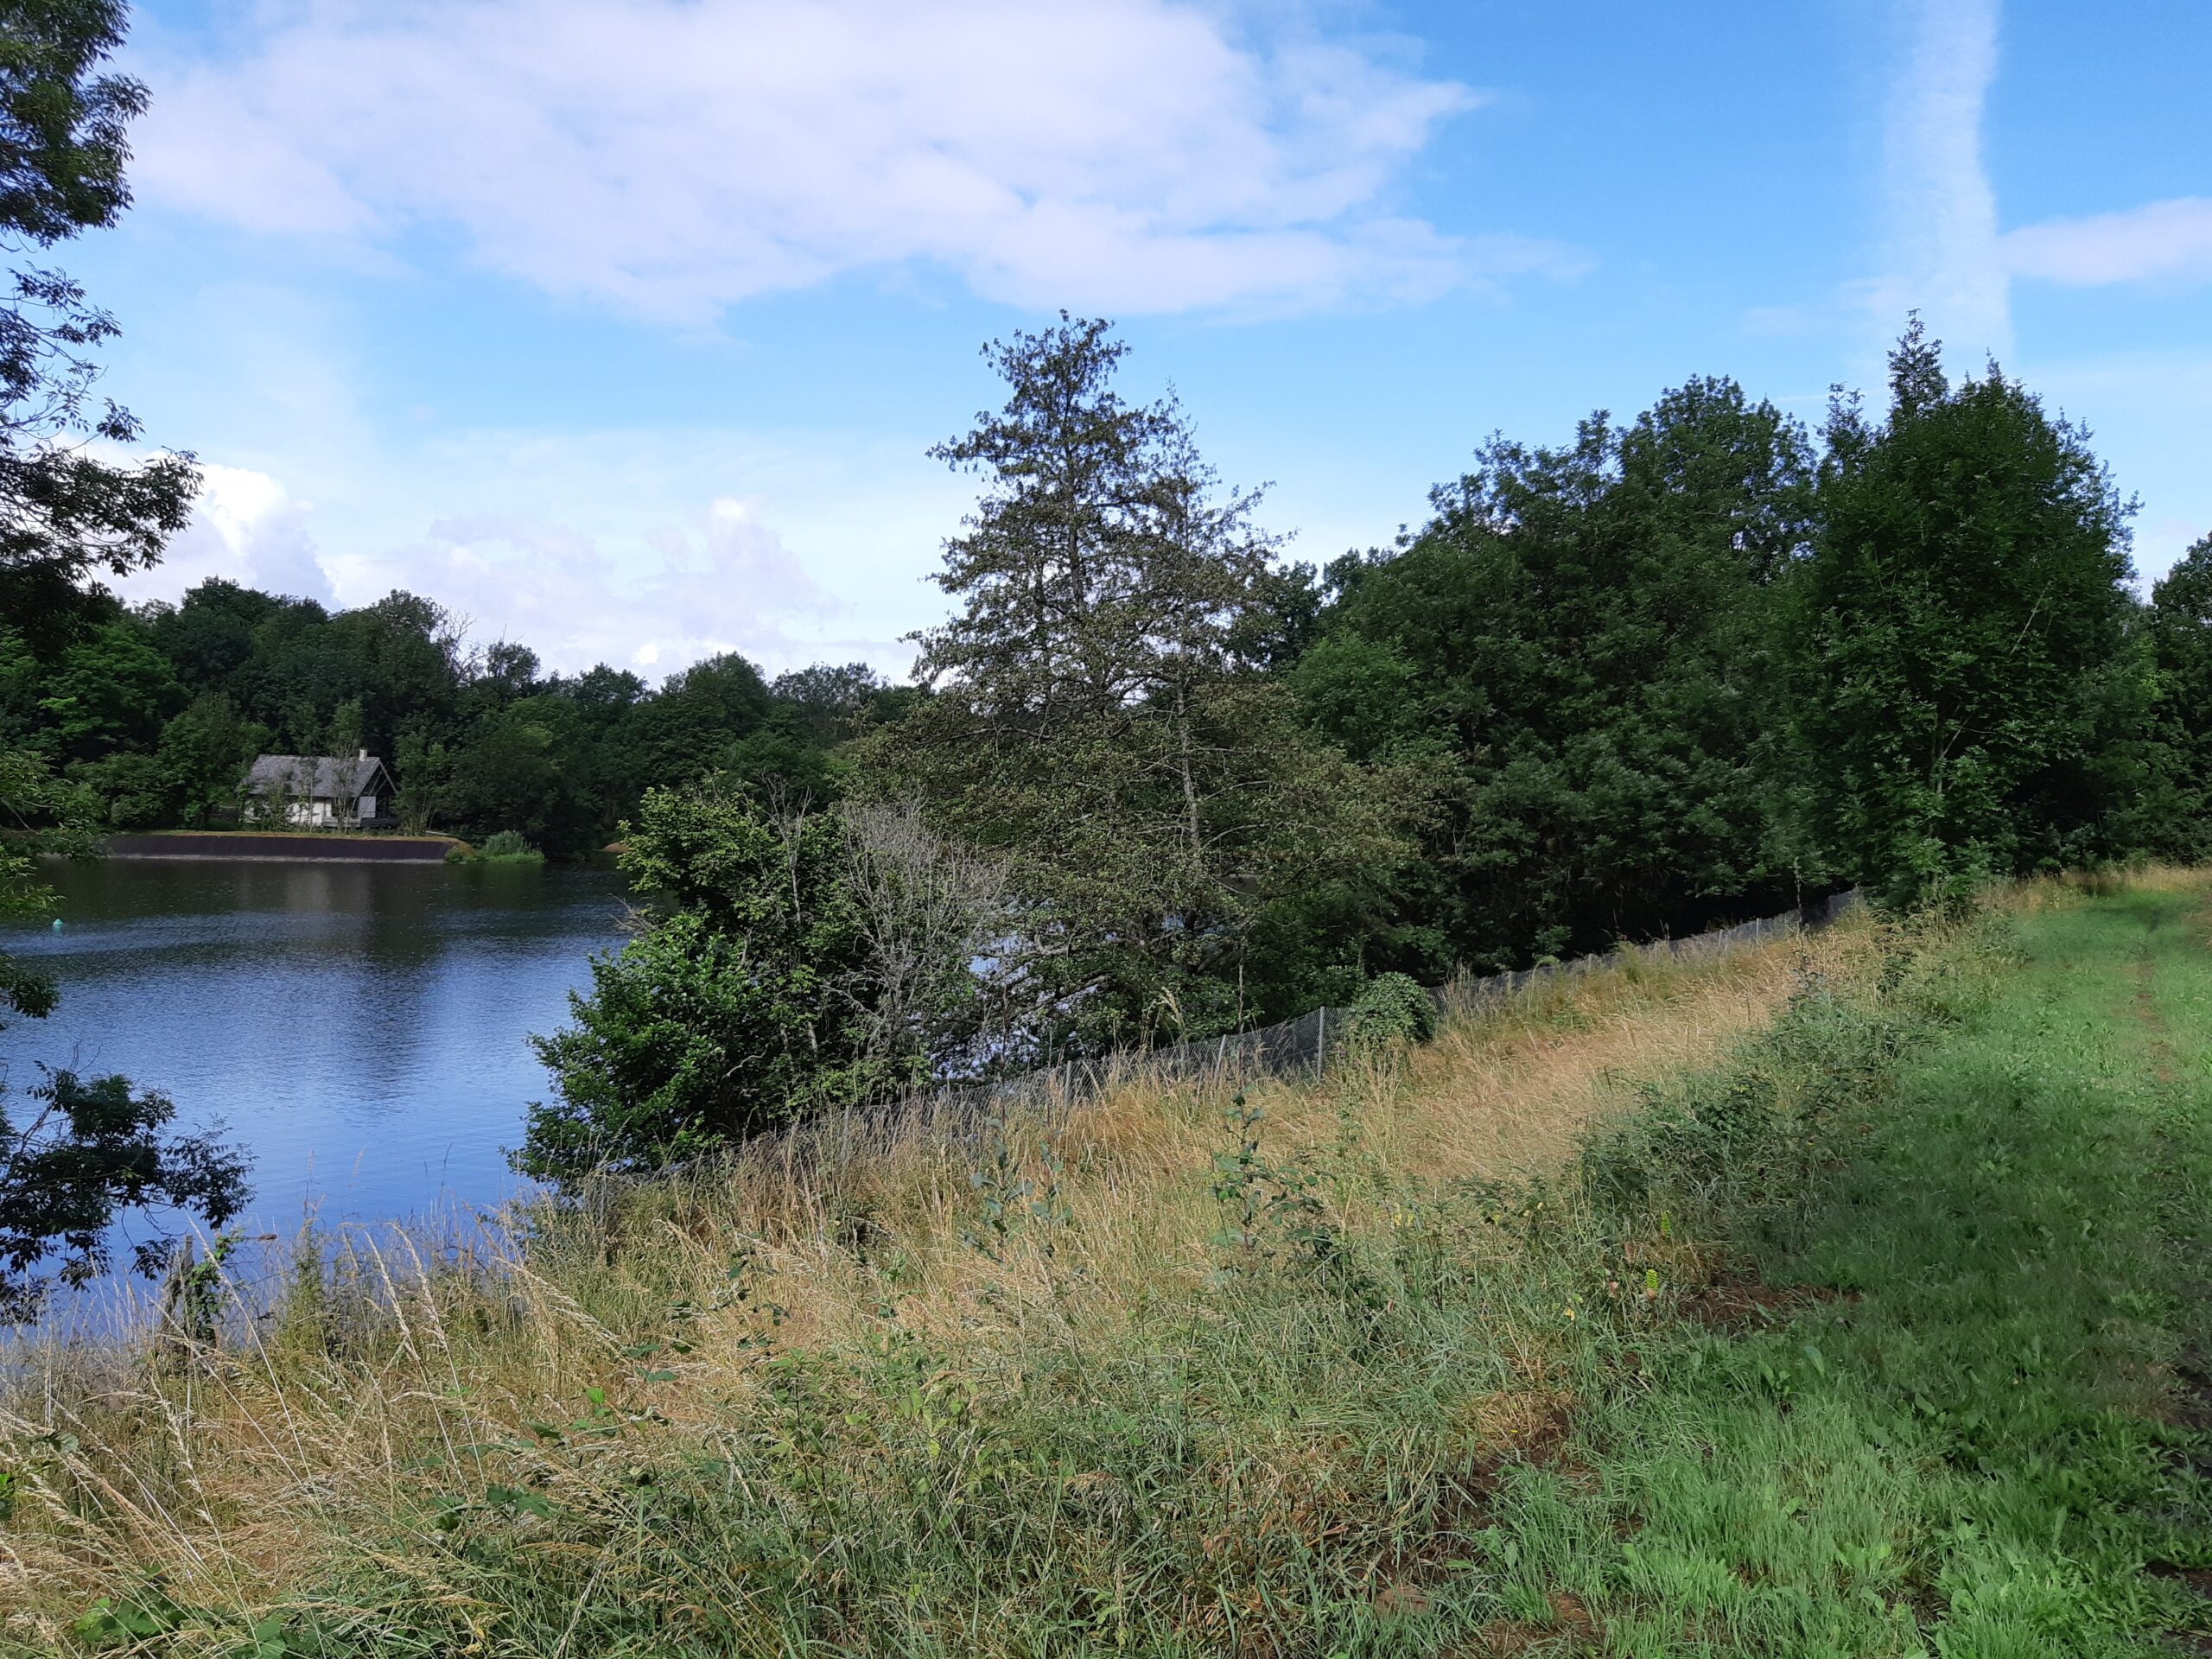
[4,875,2210,1656]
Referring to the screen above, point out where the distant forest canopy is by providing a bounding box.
[0,580,912,856]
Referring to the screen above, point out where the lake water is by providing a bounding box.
[3,858,631,1231]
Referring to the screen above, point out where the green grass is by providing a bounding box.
[452,829,544,863]
[1519,881,2212,1655]
[9,883,2212,1656]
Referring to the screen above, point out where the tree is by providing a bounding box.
[0,0,197,652]
[630,651,773,785]
[1297,377,1815,970]
[1791,321,2149,901]
[769,661,891,744]
[0,1,247,1316]
[35,616,181,760]
[518,783,1017,1181]
[444,702,594,856]
[0,1068,249,1321]
[2146,534,2212,858]
[518,786,871,1180]
[146,577,278,691]
[871,316,1397,1046]
[391,718,452,836]
[156,692,264,825]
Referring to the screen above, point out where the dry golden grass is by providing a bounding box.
[0,914,1872,1656]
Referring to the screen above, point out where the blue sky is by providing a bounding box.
[73,0,2212,678]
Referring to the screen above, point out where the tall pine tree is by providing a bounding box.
[873,316,1397,1047]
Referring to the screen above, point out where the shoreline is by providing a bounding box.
[98,832,461,863]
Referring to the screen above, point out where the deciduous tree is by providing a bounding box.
[1791,321,2149,901]
[1298,376,1814,970]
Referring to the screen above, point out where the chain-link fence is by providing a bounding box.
[838,888,1863,1143]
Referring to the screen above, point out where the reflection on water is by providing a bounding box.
[3,857,629,1229]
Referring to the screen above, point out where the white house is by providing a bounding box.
[242,753,397,829]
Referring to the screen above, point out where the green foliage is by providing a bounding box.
[474,828,543,861]
[0,3,254,1328]
[1789,320,2152,904]
[1344,969,1435,1054]
[37,618,181,760]
[0,741,251,1320]
[0,744,89,1020]
[1299,375,1814,974]
[517,786,881,1180]
[0,0,198,652]
[2147,533,2212,859]
[0,1065,251,1323]
[874,314,1402,1047]
[13,577,871,850]
[156,692,268,826]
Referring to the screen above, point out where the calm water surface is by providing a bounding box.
[3,858,630,1228]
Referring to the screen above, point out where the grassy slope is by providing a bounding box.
[5,881,2211,1656]
[1529,878,2212,1655]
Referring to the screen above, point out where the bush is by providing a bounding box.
[474,830,543,863]
[1344,970,1435,1055]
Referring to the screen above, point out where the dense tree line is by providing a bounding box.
[2,578,906,855]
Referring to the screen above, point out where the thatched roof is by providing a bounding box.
[242,754,391,798]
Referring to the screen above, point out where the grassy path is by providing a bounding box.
[1513,884,2212,1655]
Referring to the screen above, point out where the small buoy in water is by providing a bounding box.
[51,918,62,930]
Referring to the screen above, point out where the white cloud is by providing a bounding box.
[2003,197,2212,287]
[111,417,973,679]
[1872,0,2011,360]
[118,462,335,605]
[341,492,845,677]
[132,0,1499,318]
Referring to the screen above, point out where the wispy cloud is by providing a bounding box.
[129,0,1533,320]
[1873,0,2010,359]
[2004,197,2212,287]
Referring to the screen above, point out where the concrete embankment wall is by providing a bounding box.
[101,833,457,863]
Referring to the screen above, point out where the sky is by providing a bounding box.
[70,0,2212,681]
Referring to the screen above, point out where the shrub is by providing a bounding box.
[1344,970,1435,1055]
[475,830,543,863]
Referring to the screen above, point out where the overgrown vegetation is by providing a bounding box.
[9,877,2211,1655]
[465,830,543,864]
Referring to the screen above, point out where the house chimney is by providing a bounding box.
[358,748,369,762]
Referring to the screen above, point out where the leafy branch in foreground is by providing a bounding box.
[0,0,198,650]
[0,1068,249,1321]
[0,749,249,1319]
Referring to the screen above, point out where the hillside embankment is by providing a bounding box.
[5,876,2212,1655]
[99,832,459,862]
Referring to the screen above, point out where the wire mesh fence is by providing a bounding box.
[869,887,1863,1134]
